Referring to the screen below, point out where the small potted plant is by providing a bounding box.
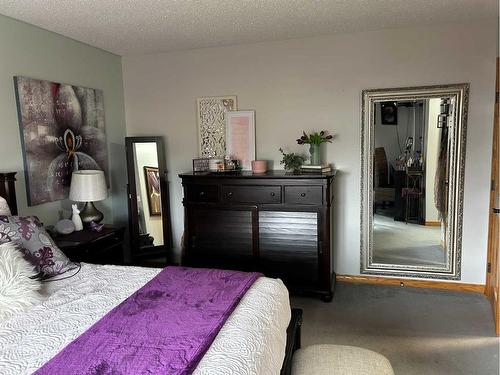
[296,131,334,165]
[279,148,306,174]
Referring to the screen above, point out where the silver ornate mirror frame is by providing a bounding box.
[360,84,469,279]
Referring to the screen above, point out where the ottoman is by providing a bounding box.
[292,344,395,375]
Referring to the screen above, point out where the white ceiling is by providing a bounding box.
[0,0,496,56]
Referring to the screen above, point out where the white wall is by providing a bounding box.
[425,98,442,222]
[122,20,496,284]
[133,142,164,246]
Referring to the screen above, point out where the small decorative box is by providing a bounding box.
[192,158,210,172]
[209,158,225,172]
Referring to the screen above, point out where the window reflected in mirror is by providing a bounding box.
[133,142,164,248]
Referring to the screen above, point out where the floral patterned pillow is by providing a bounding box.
[0,215,78,280]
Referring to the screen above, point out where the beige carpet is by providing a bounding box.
[373,214,446,266]
[292,282,500,375]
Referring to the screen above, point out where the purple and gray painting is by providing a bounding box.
[14,77,108,206]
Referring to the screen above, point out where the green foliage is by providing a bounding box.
[296,130,334,145]
[279,148,306,173]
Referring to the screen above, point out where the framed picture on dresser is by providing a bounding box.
[225,110,256,170]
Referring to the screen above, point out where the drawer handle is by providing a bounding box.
[300,192,306,197]
[226,192,233,199]
[270,192,276,197]
[199,191,206,197]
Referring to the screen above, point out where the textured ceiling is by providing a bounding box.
[0,0,496,56]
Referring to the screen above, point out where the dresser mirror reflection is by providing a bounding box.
[360,84,469,279]
[125,136,172,264]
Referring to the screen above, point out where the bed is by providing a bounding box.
[0,172,303,374]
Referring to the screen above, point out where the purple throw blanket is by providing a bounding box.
[35,266,261,375]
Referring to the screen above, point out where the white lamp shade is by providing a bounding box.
[69,170,108,202]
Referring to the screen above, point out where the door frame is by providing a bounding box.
[485,57,500,336]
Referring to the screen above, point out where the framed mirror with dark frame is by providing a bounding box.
[125,136,173,265]
[360,84,469,280]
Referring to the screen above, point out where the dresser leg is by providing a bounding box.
[320,273,336,302]
[321,293,333,303]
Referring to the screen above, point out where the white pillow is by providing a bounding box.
[0,242,43,322]
[0,197,11,216]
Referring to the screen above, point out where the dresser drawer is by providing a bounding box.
[285,185,323,205]
[186,184,219,202]
[222,185,281,204]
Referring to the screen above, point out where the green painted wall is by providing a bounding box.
[0,14,128,227]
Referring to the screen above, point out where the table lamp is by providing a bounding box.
[69,170,107,225]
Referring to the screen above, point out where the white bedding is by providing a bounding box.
[0,263,290,375]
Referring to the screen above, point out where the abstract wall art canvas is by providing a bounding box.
[14,76,109,206]
[197,96,237,157]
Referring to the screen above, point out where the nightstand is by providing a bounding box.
[51,225,125,265]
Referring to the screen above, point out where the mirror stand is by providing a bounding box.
[125,136,173,266]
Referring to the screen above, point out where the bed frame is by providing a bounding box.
[0,172,18,215]
[0,171,302,373]
[281,308,303,374]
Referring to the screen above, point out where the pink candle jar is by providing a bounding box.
[251,160,267,174]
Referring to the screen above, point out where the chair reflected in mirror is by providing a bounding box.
[373,147,395,211]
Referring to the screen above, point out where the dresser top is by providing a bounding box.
[179,170,336,179]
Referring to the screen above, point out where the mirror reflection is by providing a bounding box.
[133,142,164,248]
[362,84,468,279]
[373,98,453,267]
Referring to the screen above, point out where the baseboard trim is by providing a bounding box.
[425,221,441,226]
[336,274,485,294]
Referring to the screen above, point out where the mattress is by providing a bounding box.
[0,263,291,375]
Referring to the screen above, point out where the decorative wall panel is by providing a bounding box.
[197,96,236,157]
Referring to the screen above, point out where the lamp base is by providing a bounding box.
[80,202,104,226]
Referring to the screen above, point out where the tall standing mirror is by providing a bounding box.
[361,84,469,279]
[125,136,172,264]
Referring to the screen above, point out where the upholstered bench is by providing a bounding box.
[292,344,395,375]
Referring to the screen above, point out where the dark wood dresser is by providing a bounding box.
[179,170,336,301]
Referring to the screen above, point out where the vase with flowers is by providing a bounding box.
[296,131,334,166]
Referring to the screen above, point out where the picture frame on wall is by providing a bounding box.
[13,76,109,206]
[380,101,398,125]
[226,111,256,170]
[143,166,161,216]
